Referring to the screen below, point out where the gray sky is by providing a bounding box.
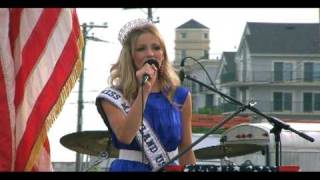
[48,8,319,162]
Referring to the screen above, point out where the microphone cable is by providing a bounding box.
[140,85,145,163]
[139,58,159,162]
[181,56,216,89]
[180,56,237,106]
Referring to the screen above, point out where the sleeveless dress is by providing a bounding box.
[97,86,189,172]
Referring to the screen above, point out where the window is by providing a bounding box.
[303,93,312,112]
[316,64,320,80]
[273,92,292,111]
[274,62,293,81]
[303,92,320,112]
[304,63,313,81]
[230,87,237,98]
[316,94,320,111]
[204,33,208,39]
[199,85,204,92]
[304,62,320,81]
[181,32,187,38]
[206,94,214,107]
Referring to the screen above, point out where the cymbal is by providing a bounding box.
[194,143,264,159]
[60,130,119,157]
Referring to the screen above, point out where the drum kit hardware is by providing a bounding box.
[194,143,264,159]
[60,131,262,171]
[60,131,119,164]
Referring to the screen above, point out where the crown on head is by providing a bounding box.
[118,18,153,45]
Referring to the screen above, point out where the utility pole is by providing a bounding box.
[147,8,160,23]
[76,22,108,172]
[147,8,153,22]
[124,8,160,24]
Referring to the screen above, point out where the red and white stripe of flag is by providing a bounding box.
[0,8,83,171]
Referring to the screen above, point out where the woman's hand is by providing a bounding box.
[136,62,158,93]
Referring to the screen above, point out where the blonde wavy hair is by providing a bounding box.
[109,23,180,104]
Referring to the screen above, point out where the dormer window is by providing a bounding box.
[204,33,208,39]
[181,32,187,38]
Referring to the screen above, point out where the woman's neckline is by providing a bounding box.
[150,91,161,94]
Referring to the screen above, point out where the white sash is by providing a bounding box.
[97,87,171,171]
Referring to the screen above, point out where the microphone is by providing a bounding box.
[179,58,186,82]
[141,58,159,86]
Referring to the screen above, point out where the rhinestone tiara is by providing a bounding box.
[118,18,153,45]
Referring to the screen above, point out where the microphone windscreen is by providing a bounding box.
[144,58,159,70]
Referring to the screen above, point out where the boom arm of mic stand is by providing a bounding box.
[154,103,249,172]
[185,75,314,143]
[154,75,251,172]
[184,74,314,169]
[155,74,315,171]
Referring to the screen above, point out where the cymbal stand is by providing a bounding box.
[84,152,109,172]
[84,133,114,172]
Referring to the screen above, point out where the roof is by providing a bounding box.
[245,22,320,54]
[176,19,209,29]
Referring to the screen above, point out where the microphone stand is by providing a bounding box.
[155,103,250,172]
[156,74,314,172]
[84,132,113,172]
[185,75,314,168]
[154,77,253,172]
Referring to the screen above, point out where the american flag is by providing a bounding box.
[0,8,83,171]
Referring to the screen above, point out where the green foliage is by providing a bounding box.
[197,106,223,115]
[192,127,225,134]
[219,102,238,112]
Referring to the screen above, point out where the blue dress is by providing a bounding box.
[105,86,189,172]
